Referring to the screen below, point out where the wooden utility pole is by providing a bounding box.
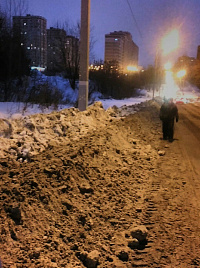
[154,50,161,99]
[78,0,90,111]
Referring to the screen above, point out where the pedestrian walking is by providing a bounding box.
[159,98,179,142]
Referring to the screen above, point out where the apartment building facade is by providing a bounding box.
[105,31,139,73]
[13,14,47,70]
[65,35,79,68]
[47,28,79,72]
[47,27,67,72]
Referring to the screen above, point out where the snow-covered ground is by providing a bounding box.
[0,95,152,120]
[0,72,199,119]
[0,72,153,119]
[0,86,199,119]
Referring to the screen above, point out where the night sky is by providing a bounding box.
[2,0,200,67]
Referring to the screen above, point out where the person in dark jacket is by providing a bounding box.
[159,98,179,142]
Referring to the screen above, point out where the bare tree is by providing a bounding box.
[3,0,27,28]
[4,0,27,15]
[48,20,96,90]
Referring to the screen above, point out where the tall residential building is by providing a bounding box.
[47,27,67,72]
[105,31,139,73]
[65,35,79,68]
[13,14,47,69]
[47,28,79,72]
[175,55,196,68]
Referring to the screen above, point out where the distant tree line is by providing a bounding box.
[89,61,162,99]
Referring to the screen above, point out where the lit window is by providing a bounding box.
[115,38,118,41]
[24,32,27,34]
[27,47,30,50]
[21,43,24,46]
[24,22,27,26]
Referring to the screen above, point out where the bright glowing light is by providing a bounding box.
[31,66,45,72]
[127,66,138,72]
[89,64,102,71]
[177,69,186,78]
[161,29,179,55]
[161,69,179,99]
[164,61,172,70]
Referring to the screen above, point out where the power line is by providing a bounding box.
[126,0,143,39]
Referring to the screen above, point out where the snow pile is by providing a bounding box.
[0,102,75,120]
[0,102,106,159]
[0,98,162,267]
[0,100,156,161]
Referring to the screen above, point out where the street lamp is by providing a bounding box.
[177,69,186,92]
[127,66,138,72]
[164,61,172,71]
[177,69,186,79]
[154,29,180,99]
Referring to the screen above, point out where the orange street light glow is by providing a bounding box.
[127,66,138,72]
[177,69,186,78]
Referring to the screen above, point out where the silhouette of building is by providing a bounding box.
[13,14,79,73]
[175,55,196,68]
[47,28,79,73]
[47,27,67,72]
[13,14,47,70]
[104,31,139,73]
[65,35,79,68]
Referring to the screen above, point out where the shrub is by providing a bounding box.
[26,82,63,109]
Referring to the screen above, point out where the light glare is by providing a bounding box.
[164,62,172,70]
[177,69,186,78]
[161,29,179,55]
[127,66,138,72]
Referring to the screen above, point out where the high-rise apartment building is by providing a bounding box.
[65,35,79,68]
[105,31,139,73]
[13,14,47,69]
[47,28,79,72]
[47,27,67,72]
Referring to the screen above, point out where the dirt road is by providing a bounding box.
[177,103,200,177]
[139,102,200,267]
[0,100,200,267]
